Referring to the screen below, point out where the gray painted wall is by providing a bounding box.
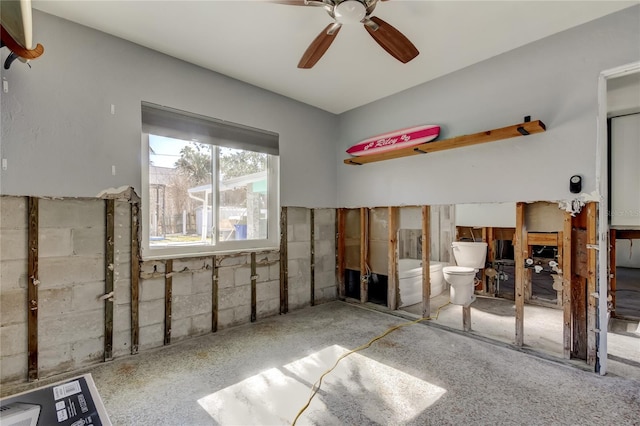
[337,6,640,207]
[2,8,639,210]
[0,11,338,208]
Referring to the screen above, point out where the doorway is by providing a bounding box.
[598,62,640,374]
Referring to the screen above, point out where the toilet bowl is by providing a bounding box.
[443,242,487,306]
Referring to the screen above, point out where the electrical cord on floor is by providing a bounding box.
[291,301,452,425]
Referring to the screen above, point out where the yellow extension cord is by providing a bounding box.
[291,301,452,425]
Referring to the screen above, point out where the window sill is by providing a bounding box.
[140,245,280,261]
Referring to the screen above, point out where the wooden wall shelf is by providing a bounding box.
[344,119,546,165]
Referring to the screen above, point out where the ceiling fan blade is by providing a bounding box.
[298,23,342,69]
[364,16,419,64]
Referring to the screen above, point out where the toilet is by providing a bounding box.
[443,242,488,306]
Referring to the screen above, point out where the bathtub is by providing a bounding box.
[398,259,447,308]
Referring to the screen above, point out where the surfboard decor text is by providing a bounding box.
[364,134,411,151]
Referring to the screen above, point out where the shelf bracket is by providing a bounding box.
[346,159,363,165]
[413,147,429,154]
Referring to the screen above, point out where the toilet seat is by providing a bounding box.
[443,266,475,275]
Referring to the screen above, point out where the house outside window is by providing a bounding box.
[141,103,279,259]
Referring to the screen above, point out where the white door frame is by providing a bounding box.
[595,60,640,375]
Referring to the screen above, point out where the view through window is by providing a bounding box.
[148,138,269,246]
[142,103,279,258]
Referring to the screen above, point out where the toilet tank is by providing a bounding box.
[452,242,488,269]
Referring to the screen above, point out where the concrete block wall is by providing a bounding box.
[0,197,28,382]
[287,207,336,310]
[137,251,281,351]
[314,209,337,303]
[113,201,132,357]
[37,199,106,377]
[287,207,312,309]
[255,251,282,318]
[1,196,336,386]
[217,254,252,329]
[0,197,111,382]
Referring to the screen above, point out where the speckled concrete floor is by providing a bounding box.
[4,302,640,425]
[401,294,640,376]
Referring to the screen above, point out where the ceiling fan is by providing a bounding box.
[275,0,419,69]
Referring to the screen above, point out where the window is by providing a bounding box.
[141,103,279,259]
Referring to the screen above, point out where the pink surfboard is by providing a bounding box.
[346,124,440,156]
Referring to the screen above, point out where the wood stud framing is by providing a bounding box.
[556,231,564,307]
[360,208,368,304]
[421,206,431,318]
[212,256,218,332]
[562,212,572,358]
[12,194,609,379]
[462,306,472,332]
[486,227,495,294]
[130,202,140,354]
[310,209,315,306]
[336,209,346,299]
[280,207,288,314]
[104,199,115,361]
[514,202,526,347]
[586,203,597,366]
[609,230,616,316]
[27,197,39,381]
[479,228,488,293]
[387,207,398,311]
[164,259,173,345]
[251,252,257,322]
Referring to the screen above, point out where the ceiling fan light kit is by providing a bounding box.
[335,1,366,23]
[276,0,419,69]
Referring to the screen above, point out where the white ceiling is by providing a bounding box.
[32,0,637,114]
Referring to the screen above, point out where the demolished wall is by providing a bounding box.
[0,195,336,386]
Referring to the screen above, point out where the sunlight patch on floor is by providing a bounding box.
[197,344,447,425]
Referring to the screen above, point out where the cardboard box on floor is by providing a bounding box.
[0,374,111,426]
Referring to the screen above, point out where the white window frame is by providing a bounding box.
[140,105,280,260]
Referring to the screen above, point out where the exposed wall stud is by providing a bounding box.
[562,211,572,358]
[387,207,398,310]
[280,207,288,314]
[27,196,39,381]
[212,255,218,332]
[480,227,488,293]
[515,202,526,347]
[523,230,532,302]
[104,199,115,361]
[336,208,346,299]
[360,207,368,304]
[571,209,588,359]
[130,202,140,354]
[251,252,257,322]
[310,209,315,306]
[421,206,431,318]
[487,227,495,295]
[555,231,564,306]
[586,202,597,366]
[462,305,472,332]
[164,259,173,345]
[609,229,616,316]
